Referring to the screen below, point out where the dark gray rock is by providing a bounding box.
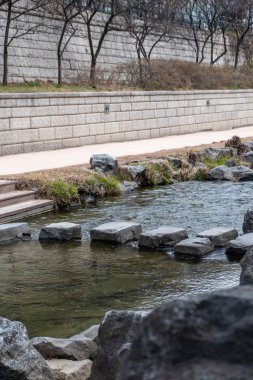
[119,286,253,380]
[89,310,149,380]
[167,157,182,169]
[225,158,237,167]
[208,165,234,181]
[90,222,142,244]
[90,154,118,173]
[240,248,253,285]
[197,227,238,247]
[199,147,234,161]
[39,223,82,241]
[231,166,253,181]
[0,223,31,243]
[122,165,146,181]
[0,317,54,380]
[243,210,253,234]
[225,233,253,259]
[241,151,253,165]
[245,141,253,151]
[138,226,188,249]
[174,237,214,257]
[120,181,138,193]
[70,325,100,342]
[31,336,97,361]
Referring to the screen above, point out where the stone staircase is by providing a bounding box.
[0,180,53,223]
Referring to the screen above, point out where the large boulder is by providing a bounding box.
[243,210,253,234]
[245,141,253,151]
[197,227,238,247]
[240,248,253,285]
[174,237,214,258]
[90,154,118,174]
[30,337,97,361]
[225,233,253,259]
[119,286,253,380]
[89,310,149,380]
[199,147,234,161]
[0,223,31,243]
[225,158,237,168]
[120,165,146,182]
[231,166,253,181]
[167,157,183,169]
[0,317,54,380]
[39,223,82,242]
[208,165,234,181]
[90,222,142,244]
[241,151,253,165]
[138,227,188,249]
[47,359,92,380]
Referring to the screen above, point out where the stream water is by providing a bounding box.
[0,181,251,338]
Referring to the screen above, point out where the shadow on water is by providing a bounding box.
[0,181,250,337]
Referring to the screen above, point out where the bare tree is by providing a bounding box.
[1,0,45,84]
[123,0,179,83]
[80,0,128,86]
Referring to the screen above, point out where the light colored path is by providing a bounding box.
[1,126,253,176]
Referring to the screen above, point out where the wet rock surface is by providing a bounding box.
[197,227,238,247]
[174,237,214,257]
[225,233,253,259]
[39,223,82,241]
[31,336,97,361]
[0,317,54,380]
[119,286,253,380]
[89,310,149,380]
[0,223,31,243]
[90,222,142,244]
[138,226,188,249]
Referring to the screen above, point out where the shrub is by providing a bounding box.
[49,181,79,211]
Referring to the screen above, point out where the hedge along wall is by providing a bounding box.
[0,8,237,84]
[0,89,252,156]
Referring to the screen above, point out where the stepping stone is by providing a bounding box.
[0,222,31,243]
[90,222,142,244]
[174,238,214,257]
[138,226,188,249]
[225,233,253,259]
[31,336,97,361]
[47,359,92,380]
[197,227,238,247]
[39,222,82,241]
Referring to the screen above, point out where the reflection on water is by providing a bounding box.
[0,181,251,338]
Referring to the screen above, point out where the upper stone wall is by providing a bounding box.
[0,9,238,83]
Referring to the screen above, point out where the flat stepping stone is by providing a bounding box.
[138,226,188,249]
[174,238,214,257]
[197,227,238,247]
[39,222,82,241]
[90,222,142,244]
[225,233,253,259]
[0,222,31,243]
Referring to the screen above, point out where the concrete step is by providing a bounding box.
[0,180,17,194]
[0,190,36,207]
[0,199,54,223]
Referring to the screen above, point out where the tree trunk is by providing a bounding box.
[57,22,67,86]
[89,58,96,86]
[3,1,11,85]
[234,43,240,69]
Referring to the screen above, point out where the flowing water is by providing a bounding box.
[0,181,252,338]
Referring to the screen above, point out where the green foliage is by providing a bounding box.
[203,155,231,169]
[49,181,78,211]
[193,168,209,181]
[94,174,121,195]
[144,162,173,186]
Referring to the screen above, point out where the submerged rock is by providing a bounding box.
[119,286,253,380]
[197,227,238,247]
[90,222,142,244]
[208,165,234,181]
[90,154,118,174]
[240,248,253,285]
[231,166,253,181]
[225,233,253,259]
[243,210,253,234]
[174,237,214,257]
[0,222,31,243]
[138,227,188,249]
[0,317,54,380]
[39,223,82,241]
[31,336,97,361]
[89,310,149,380]
[47,359,92,380]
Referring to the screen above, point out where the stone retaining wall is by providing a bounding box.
[0,90,252,156]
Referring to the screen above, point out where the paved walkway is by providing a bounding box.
[1,126,253,176]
